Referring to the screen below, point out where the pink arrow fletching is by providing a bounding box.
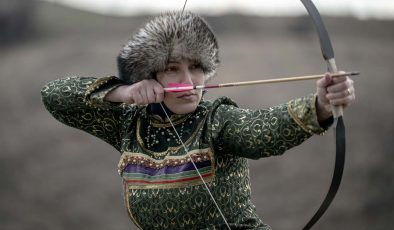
[164,83,194,92]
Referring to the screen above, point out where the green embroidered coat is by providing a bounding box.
[41,76,327,230]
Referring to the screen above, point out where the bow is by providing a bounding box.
[301,0,346,229]
[161,1,348,229]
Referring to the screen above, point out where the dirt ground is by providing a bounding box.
[1,2,393,230]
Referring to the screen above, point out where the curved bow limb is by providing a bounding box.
[301,0,348,229]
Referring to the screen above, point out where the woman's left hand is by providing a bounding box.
[316,71,355,122]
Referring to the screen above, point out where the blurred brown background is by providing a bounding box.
[1,0,393,229]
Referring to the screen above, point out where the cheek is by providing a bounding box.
[193,73,205,85]
[157,74,182,87]
[156,74,167,86]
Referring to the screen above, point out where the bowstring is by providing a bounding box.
[181,0,188,12]
[158,1,231,228]
[159,104,231,229]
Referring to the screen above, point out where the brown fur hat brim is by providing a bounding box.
[117,11,219,84]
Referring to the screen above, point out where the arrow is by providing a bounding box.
[164,71,359,92]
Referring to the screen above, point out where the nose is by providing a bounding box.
[180,69,193,84]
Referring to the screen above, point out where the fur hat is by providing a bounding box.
[117,11,219,84]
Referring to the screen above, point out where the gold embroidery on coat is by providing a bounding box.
[136,115,207,158]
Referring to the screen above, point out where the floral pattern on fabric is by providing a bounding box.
[41,76,328,229]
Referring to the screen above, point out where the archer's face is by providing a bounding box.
[156,59,205,114]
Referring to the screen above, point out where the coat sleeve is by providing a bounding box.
[208,95,328,159]
[41,76,134,151]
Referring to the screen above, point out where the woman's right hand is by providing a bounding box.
[105,79,165,105]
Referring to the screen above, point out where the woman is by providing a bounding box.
[41,11,355,229]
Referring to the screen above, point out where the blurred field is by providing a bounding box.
[1,1,393,230]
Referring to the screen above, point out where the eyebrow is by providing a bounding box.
[167,61,180,65]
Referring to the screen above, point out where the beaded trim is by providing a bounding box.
[149,112,193,128]
[118,148,213,174]
[287,94,326,135]
[84,76,116,100]
[83,76,124,107]
[136,109,208,158]
[90,84,122,105]
[126,172,215,190]
[119,148,215,189]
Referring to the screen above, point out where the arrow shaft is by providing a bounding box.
[164,71,359,92]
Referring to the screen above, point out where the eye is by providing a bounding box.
[164,66,179,72]
[190,63,203,71]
